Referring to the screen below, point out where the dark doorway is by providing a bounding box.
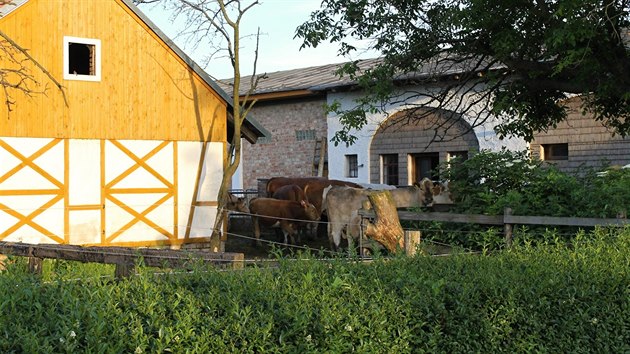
[411,153,439,182]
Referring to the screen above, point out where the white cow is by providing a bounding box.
[323,178,436,250]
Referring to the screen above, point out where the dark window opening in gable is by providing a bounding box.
[542,143,569,161]
[68,42,95,76]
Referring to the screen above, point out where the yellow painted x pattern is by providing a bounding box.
[104,140,175,243]
[0,138,64,242]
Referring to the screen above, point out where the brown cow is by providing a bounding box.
[271,184,313,239]
[271,184,307,203]
[226,193,249,213]
[248,198,320,246]
[266,177,327,197]
[430,181,455,211]
[266,177,363,237]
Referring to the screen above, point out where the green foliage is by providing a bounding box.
[1,228,629,352]
[441,149,630,219]
[406,150,630,250]
[296,0,630,144]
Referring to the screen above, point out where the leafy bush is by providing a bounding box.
[441,149,629,218]
[1,227,629,353]
[416,149,630,249]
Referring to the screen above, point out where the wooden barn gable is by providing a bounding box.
[0,0,266,247]
[0,0,265,143]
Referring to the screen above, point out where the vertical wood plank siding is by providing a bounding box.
[0,0,227,143]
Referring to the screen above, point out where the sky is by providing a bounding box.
[137,0,377,80]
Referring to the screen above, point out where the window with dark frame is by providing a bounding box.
[382,154,399,185]
[346,154,358,178]
[542,143,569,161]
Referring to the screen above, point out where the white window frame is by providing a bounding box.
[63,36,101,82]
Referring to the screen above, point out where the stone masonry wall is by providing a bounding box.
[241,97,328,190]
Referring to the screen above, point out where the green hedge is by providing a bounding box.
[1,227,629,353]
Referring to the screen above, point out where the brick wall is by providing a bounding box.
[530,97,630,173]
[241,97,328,190]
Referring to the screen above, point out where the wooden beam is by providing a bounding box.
[0,242,244,271]
[240,89,318,102]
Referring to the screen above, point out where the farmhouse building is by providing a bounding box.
[225,59,630,190]
[224,59,524,190]
[0,0,267,247]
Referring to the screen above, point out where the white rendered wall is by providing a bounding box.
[231,138,244,190]
[326,84,527,183]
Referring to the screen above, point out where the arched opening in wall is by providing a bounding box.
[369,108,479,185]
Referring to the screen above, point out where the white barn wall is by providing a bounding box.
[0,137,224,246]
[326,84,527,183]
[0,138,64,243]
[186,142,222,238]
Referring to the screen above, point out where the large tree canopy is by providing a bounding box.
[296,0,630,145]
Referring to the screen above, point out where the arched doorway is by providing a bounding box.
[369,108,479,185]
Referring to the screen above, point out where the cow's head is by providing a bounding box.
[300,200,320,221]
[413,178,435,206]
[226,194,249,213]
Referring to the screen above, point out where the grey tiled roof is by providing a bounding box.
[219,54,503,97]
[217,58,382,97]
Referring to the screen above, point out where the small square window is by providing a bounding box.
[346,154,358,178]
[63,36,101,82]
[542,143,568,161]
[295,129,316,141]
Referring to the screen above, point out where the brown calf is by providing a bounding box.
[248,198,320,246]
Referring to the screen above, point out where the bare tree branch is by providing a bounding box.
[0,28,68,116]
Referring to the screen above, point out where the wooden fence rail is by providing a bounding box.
[0,242,244,278]
[360,207,629,248]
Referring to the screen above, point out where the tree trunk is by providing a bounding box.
[363,190,404,253]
